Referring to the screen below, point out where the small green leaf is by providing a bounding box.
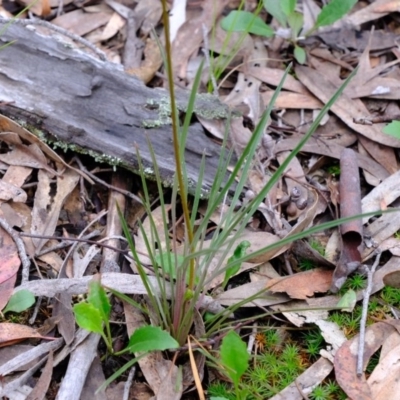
[221,11,274,37]
[127,326,179,353]
[87,281,111,323]
[73,302,104,334]
[294,45,306,64]
[287,11,304,38]
[220,331,249,387]
[336,289,356,312]
[2,290,35,314]
[222,241,251,288]
[263,0,287,27]
[315,0,357,29]
[383,121,400,139]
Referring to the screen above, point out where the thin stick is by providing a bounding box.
[73,158,143,204]
[0,217,31,284]
[357,250,382,376]
[123,366,136,400]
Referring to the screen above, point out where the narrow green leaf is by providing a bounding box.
[383,121,400,139]
[87,281,111,323]
[294,45,306,64]
[73,303,103,334]
[263,0,287,26]
[315,0,357,28]
[221,11,274,37]
[222,241,251,288]
[127,326,179,353]
[220,331,249,387]
[2,290,35,314]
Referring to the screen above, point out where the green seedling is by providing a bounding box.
[222,0,358,63]
[1,290,35,315]
[219,330,250,400]
[73,280,179,390]
[222,240,251,289]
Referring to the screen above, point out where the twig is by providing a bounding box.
[29,296,43,324]
[73,157,143,204]
[0,217,31,284]
[123,366,136,400]
[357,250,382,376]
[36,230,102,256]
[0,16,107,61]
[295,378,309,400]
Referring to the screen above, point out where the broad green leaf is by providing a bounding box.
[87,281,111,323]
[281,0,296,16]
[222,241,251,288]
[210,398,229,400]
[383,121,400,139]
[287,11,304,38]
[73,303,103,334]
[127,326,179,353]
[221,11,274,37]
[220,331,249,387]
[2,290,35,314]
[337,289,356,312]
[315,0,357,28]
[154,252,185,279]
[263,0,287,26]
[294,45,306,64]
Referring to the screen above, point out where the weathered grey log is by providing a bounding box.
[0,21,231,196]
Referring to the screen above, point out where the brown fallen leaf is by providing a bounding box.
[0,227,20,310]
[0,323,45,347]
[334,320,400,400]
[266,269,333,300]
[295,65,400,148]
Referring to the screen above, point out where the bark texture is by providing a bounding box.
[0,21,230,195]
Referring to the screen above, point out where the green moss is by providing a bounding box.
[142,94,229,128]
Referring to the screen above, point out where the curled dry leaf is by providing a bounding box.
[331,149,363,292]
[266,269,333,300]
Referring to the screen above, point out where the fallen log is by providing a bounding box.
[0,20,231,196]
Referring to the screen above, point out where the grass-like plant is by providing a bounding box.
[71,0,388,394]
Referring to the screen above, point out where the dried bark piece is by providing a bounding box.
[331,149,363,292]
